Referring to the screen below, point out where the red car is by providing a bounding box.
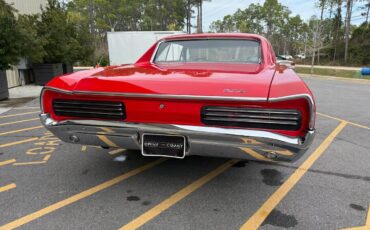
[40,33,315,162]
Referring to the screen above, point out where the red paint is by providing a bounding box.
[43,33,315,137]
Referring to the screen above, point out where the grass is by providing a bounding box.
[295,67,370,80]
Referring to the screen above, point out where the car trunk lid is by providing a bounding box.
[71,63,275,101]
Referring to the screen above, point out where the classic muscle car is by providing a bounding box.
[40,33,315,162]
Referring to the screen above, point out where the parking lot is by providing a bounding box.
[0,76,369,230]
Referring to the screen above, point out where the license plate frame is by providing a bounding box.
[141,133,186,159]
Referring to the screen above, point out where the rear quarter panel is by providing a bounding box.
[269,69,316,133]
[269,69,314,98]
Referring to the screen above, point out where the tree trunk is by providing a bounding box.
[333,0,342,62]
[328,1,334,42]
[317,0,326,65]
[311,48,316,75]
[88,0,96,64]
[196,0,203,33]
[311,20,319,74]
[344,0,353,64]
[186,0,191,33]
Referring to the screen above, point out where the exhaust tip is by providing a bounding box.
[69,135,80,143]
[265,151,278,160]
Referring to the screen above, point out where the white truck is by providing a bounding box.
[107,31,184,65]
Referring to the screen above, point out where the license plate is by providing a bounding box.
[142,134,186,159]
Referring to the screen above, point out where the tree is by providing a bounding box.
[17,15,46,64]
[37,0,90,64]
[349,22,370,65]
[332,0,343,62]
[316,0,327,63]
[185,0,195,33]
[209,0,302,56]
[0,0,22,70]
[344,0,354,63]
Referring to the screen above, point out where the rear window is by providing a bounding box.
[154,39,261,64]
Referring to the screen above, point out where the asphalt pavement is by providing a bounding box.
[0,76,369,230]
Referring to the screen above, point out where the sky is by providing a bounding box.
[198,0,367,32]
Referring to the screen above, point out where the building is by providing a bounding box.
[5,0,47,15]
[4,0,47,88]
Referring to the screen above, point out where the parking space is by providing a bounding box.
[0,76,369,230]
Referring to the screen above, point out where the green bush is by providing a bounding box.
[0,0,22,70]
[36,0,90,64]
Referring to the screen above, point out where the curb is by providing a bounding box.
[299,74,370,84]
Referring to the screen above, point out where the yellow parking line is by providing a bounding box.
[0,118,39,127]
[97,135,118,148]
[0,183,16,193]
[119,159,239,230]
[0,158,166,230]
[0,126,44,137]
[43,155,51,161]
[108,148,126,155]
[0,111,39,119]
[318,112,370,131]
[0,137,39,148]
[100,127,114,133]
[0,159,16,167]
[13,161,47,166]
[240,147,273,162]
[239,121,347,230]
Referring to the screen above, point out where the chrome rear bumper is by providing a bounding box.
[40,113,315,162]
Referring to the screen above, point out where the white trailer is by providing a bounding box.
[107,31,184,65]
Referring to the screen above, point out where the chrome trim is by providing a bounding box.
[150,40,164,64]
[203,117,298,126]
[172,125,302,145]
[150,37,262,64]
[54,100,123,107]
[204,107,300,115]
[204,106,299,115]
[268,94,315,130]
[54,109,124,116]
[40,86,267,106]
[205,112,300,120]
[40,113,316,162]
[40,87,315,130]
[54,104,123,112]
[52,99,125,119]
[40,87,46,113]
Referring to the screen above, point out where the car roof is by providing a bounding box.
[160,33,268,42]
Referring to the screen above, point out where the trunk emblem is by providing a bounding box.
[159,104,165,109]
[224,89,246,93]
